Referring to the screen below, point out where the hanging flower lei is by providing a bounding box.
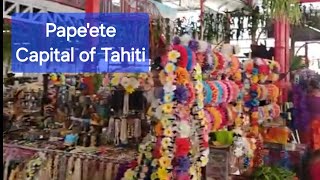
[110,73,153,94]
[189,63,209,180]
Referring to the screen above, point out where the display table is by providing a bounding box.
[3,142,137,180]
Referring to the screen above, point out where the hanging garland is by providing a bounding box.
[110,73,154,94]
[123,42,209,179]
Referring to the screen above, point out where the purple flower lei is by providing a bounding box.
[173,36,181,45]
[188,39,199,52]
[174,85,188,104]
[292,85,310,131]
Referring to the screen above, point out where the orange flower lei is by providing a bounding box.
[230,55,240,75]
[266,84,279,102]
[176,67,190,85]
[206,107,222,131]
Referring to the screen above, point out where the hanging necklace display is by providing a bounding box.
[65,155,74,180]
[120,117,128,145]
[107,117,115,143]
[105,162,113,180]
[82,158,89,180]
[71,157,81,180]
[52,154,60,180]
[134,118,142,142]
[114,118,121,146]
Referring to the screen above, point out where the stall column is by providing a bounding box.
[85,0,100,13]
[274,18,290,103]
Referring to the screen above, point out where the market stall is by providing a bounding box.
[3,0,318,178]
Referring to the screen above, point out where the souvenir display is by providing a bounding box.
[3,144,136,180]
[3,34,307,180]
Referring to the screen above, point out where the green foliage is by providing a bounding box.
[262,0,301,24]
[93,74,103,92]
[3,30,11,65]
[290,56,306,71]
[252,165,296,180]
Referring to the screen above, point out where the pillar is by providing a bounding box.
[274,18,290,103]
[85,0,100,13]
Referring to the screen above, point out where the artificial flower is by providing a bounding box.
[189,166,197,176]
[198,93,204,102]
[157,167,169,180]
[128,77,140,88]
[195,63,202,73]
[161,118,172,128]
[233,71,242,82]
[165,63,176,73]
[123,169,136,180]
[251,75,259,84]
[155,122,163,136]
[151,159,158,167]
[175,138,191,157]
[195,83,203,92]
[197,110,205,119]
[175,85,188,104]
[176,67,190,85]
[163,93,174,103]
[120,77,130,87]
[200,156,209,166]
[197,101,204,109]
[155,106,164,120]
[162,103,174,114]
[110,76,121,86]
[176,156,191,172]
[160,148,172,157]
[146,145,153,152]
[168,50,180,61]
[163,127,174,137]
[161,137,173,148]
[178,121,191,138]
[159,156,172,168]
[125,85,135,94]
[194,73,202,81]
[145,152,152,159]
[151,172,158,180]
[165,73,176,83]
[164,83,177,93]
